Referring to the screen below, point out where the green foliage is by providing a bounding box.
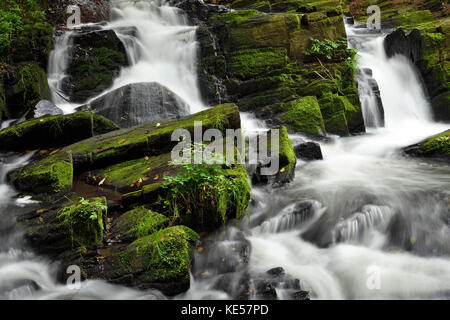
[57,197,107,248]
[161,142,250,228]
[0,0,51,64]
[304,37,355,60]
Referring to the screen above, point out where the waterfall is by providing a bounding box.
[47,0,204,118]
[1,0,449,300]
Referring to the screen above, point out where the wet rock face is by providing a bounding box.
[384,28,423,64]
[46,0,111,28]
[294,142,323,161]
[62,27,131,103]
[384,27,449,122]
[213,267,311,300]
[81,82,190,128]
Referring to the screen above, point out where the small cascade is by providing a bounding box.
[252,200,325,235]
[333,205,395,244]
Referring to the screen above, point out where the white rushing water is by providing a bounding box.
[183,23,450,300]
[1,1,450,299]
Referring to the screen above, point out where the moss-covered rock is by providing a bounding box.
[112,207,168,242]
[63,29,130,103]
[20,197,107,255]
[103,225,199,295]
[280,96,326,135]
[0,111,119,151]
[56,197,107,248]
[9,104,241,196]
[403,130,450,161]
[9,151,73,195]
[3,62,50,118]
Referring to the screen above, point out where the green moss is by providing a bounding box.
[107,226,199,283]
[394,10,435,28]
[115,207,168,242]
[57,197,107,248]
[212,10,262,26]
[9,152,73,194]
[281,96,326,135]
[0,111,118,151]
[230,48,290,80]
[422,130,450,155]
[324,110,349,136]
[6,62,50,118]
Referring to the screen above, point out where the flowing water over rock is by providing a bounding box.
[0,1,449,300]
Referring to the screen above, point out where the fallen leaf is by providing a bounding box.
[197,247,204,253]
[36,209,46,214]
[118,139,126,145]
[280,167,285,173]
[37,216,44,223]
[145,156,149,161]
[145,130,151,134]
[49,149,60,156]
[97,147,104,152]
[67,150,72,154]
[40,150,48,155]
[98,177,106,186]
[154,175,159,180]
[156,123,161,127]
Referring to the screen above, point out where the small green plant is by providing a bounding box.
[57,197,107,248]
[304,38,352,60]
[160,143,249,227]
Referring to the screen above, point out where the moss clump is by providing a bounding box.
[9,152,73,194]
[394,10,435,28]
[212,9,262,26]
[0,1,52,66]
[161,157,251,232]
[281,96,326,135]
[106,226,199,284]
[230,48,290,80]
[114,207,168,242]
[422,130,450,156]
[5,62,50,118]
[404,130,450,160]
[318,92,364,135]
[57,197,107,248]
[0,111,119,151]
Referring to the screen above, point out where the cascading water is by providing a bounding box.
[0,0,449,300]
[47,0,204,117]
[181,22,450,300]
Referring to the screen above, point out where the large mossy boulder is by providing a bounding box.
[82,82,190,128]
[19,197,107,255]
[9,151,73,195]
[403,130,450,161]
[0,111,119,151]
[103,225,199,295]
[3,62,50,118]
[62,28,130,103]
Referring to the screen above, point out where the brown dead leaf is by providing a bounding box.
[36,209,46,214]
[39,150,48,155]
[145,156,149,161]
[197,247,204,253]
[49,149,60,156]
[97,147,104,152]
[37,216,44,223]
[145,130,151,134]
[67,150,72,154]
[154,175,159,180]
[118,139,126,145]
